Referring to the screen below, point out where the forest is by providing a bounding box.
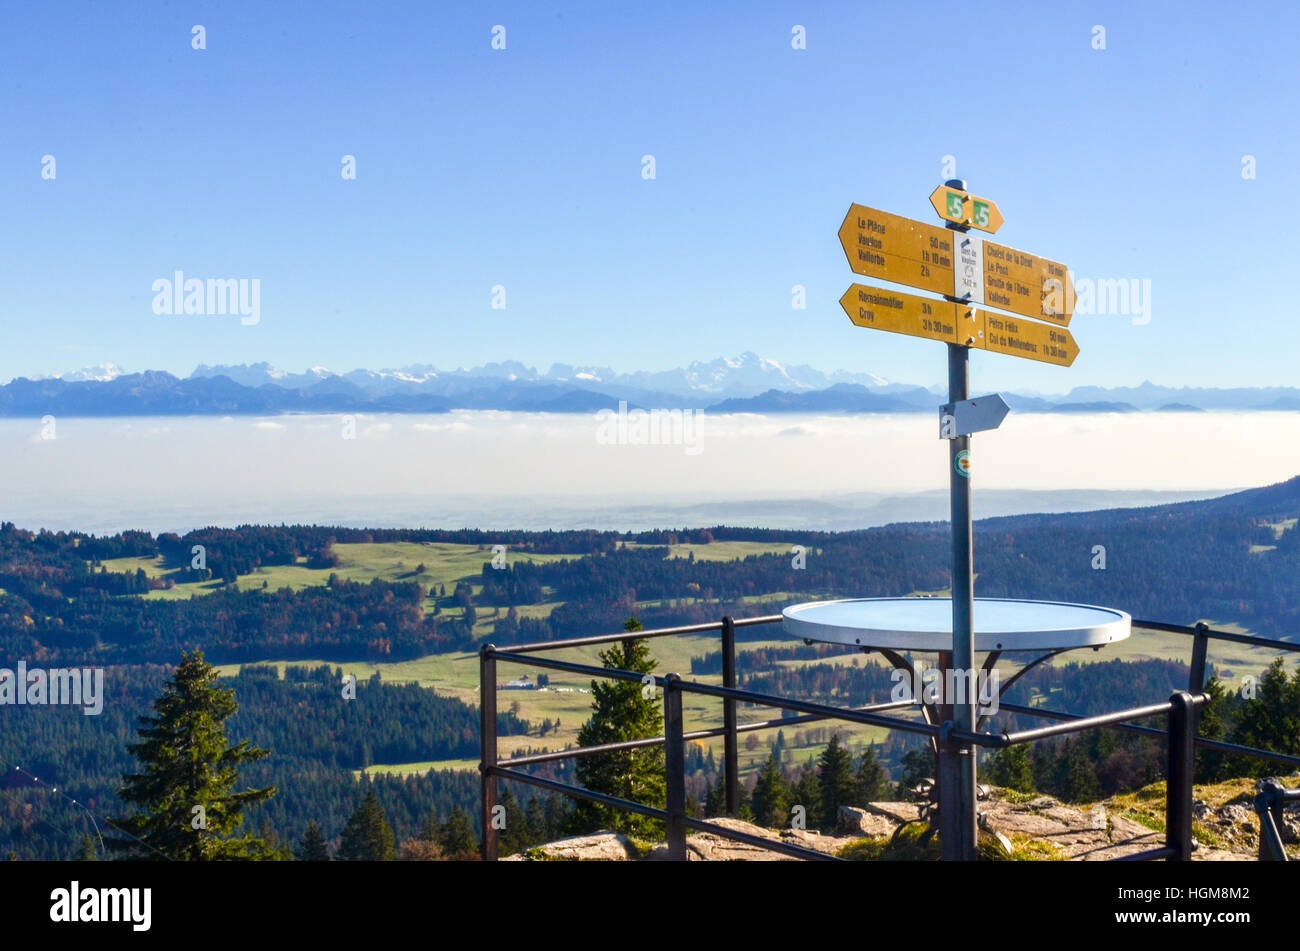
[0,476,1296,858]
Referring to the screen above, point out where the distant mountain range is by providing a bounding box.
[3,353,1297,417]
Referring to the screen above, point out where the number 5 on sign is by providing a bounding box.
[930,185,1004,234]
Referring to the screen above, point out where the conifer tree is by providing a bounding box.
[1232,659,1300,774]
[568,617,666,837]
[440,807,478,858]
[895,747,932,798]
[853,744,890,803]
[111,651,277,860]
[818,734,855,824]
[985,742,1035,793]
[337,789,396,860]
[297,821,331,861]
[792,763,822,829]
[751,747,790,828]
[497,786,528,854]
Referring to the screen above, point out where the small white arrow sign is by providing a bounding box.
[940,393,1010,438]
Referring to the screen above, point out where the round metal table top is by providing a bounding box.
[782,597,1131,652]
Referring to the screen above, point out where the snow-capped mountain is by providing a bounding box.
[43,363,128,383]
[189,352,898,401]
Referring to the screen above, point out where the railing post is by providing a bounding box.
[479,643,499,861]
[1188,622,1209,693]
[937,721,963,860]
[1254,780,1289,862]
[664,673,688,860]
[721,615,740,817]
[1165,691,1195,861]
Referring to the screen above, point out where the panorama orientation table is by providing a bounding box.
[782,597,1132,726]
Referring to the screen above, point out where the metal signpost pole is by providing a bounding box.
[941,179,978,862]
[836,180,1077,860]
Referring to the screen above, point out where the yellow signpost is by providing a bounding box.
[841,286,1079,367]
[929,184,1004,234]
[837,204,955,297]
[834,182,1084,864]
[980,310,1079,367]
[982,240,1074,326]
[839,284,981,346]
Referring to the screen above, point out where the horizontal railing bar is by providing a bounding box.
[681,816,842,861]
[500,733,697,767]
[499,699,920,767]
[1132,619,1299,652]
[970,696,1207,747]
[1113,846,1177,862]
[669,679,939,736]
[998,702,1300,768]
[729,698,919,733]
[492,651,651,682]
[731,614,786,628]
[495,615,783,654]
[998,702,1166,738]
[490,766,670,822]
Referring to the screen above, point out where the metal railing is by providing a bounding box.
[1255,781,1300,862]
[479,615,1300,861]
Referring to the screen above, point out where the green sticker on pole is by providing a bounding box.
[955,450,971,478]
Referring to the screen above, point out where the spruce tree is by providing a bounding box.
[524,796,548,845]
[337,789,396,860]
[440,807,478,858]
[853,745,890,803]
[792,764,822,829]
[568,617,666,837]
[751,747,790,828]
[497,786,528,855]
[818,734,855,825]
[111,651,277,860]
[895,747,932,798]
[1194,678,1230,782]
[1232,659,1300,774]
[985,743,1035,793]
[297,821,331,861]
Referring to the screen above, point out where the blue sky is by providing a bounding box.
[1,0,1293,392]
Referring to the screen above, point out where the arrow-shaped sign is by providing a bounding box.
[840,284,981,346]
[940,394,1011,438]
[929,185,1004,234]
[837,205,955,298]
[843,285,1080,367]
[839,203,1073,326]
[980,310,1079,366]
[982,239,1074,326]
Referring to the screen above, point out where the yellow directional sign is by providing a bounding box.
[838,205,955,297]
[843,284,1079,367]
[929,185,1004,234]
[982,240,1074,326]
[840,284,983,347]
[980,311,1079,367]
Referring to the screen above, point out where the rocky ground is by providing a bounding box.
[506,774,1300,861]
